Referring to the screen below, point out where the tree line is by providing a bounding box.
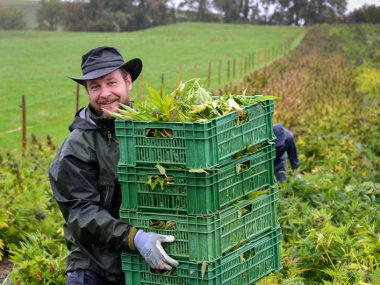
[0,0,379,31]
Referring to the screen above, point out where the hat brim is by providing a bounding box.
[68,58,142,85]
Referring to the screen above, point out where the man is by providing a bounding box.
[49,46,178,285]
[273,123,301,183]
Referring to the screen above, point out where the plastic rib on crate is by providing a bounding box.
[120,185,279,262]
[119,143,276,214]
[122,227,282,285]
[115,99,274,169]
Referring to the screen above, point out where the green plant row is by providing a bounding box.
[0,136,66,284]
[250,24,380,285]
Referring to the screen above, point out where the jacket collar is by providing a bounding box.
[69,105,115,133]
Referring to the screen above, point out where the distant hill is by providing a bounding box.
[0,0,39,29]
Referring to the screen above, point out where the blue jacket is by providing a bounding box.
[273,123,299,182]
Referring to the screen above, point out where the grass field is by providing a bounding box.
[0,23,304,150]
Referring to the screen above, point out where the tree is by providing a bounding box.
[61,1,88,31]
[0,8,26,30]
[303,0,347,25]
[213,0,241,22]
[263,0,347,25]
[37,0,63,30]
[346,4,380,23]
[178,0,214,21]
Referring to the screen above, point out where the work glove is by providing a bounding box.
[134,230,179,270]
[294,173,305,185]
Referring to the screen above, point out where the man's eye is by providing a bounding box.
[90,85,99,91]
[109,81,117,85]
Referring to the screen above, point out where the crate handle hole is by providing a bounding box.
[236,160,251,173]
[240,247,256,263]
[147,175,175,191]
[149,219,177,230]
[151,267,177,276]
[239,204,252,218]
[146,128,173,138]
[235,113,249,126]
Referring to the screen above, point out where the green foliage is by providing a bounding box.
[110,78,274,123]
[251,24,380,284]
[0,135,66,283]
[0,7,26,30]
[329,24,380,67]
[346,5,380,24]
[8,232,66,285]
[37,0,62,30]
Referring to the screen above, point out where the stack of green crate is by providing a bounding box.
[116,98,282,285]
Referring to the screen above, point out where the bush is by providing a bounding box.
[0,7,26,30]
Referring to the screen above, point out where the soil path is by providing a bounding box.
[0,256,12,283]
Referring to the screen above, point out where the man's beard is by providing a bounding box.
[93,97,130,119]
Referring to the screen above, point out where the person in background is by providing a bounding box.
[49,46,178,285]
[273,123,301,183]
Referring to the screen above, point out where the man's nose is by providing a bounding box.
[99,85,111,97]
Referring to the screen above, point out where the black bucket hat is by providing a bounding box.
[68,46,142,85]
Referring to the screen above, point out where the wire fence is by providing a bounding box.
[1,36,297,150]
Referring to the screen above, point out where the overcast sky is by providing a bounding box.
[346,0,380,12]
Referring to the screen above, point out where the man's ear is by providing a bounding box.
[126,74,133,91]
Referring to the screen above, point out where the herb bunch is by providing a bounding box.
[105,78,274,122]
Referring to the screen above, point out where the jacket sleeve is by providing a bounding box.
[284,129,300,171]
[49,138,138,252]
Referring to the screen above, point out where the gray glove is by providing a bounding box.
[295,173,302,180]
[294,173,305,185]
[134,230,179,270]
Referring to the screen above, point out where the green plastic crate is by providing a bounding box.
[115,99,274,168]
[120,185,279,262]
[122,227,282,285]
[118,143,275,214]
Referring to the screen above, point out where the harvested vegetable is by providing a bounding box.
[104,78,274,122]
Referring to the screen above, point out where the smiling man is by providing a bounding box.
[49,46,178,285]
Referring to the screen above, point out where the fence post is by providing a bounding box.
[233,58,236,78]
[160,73,164,97]
[240,56,243,76]
[207,62,211,88]
[75,83,80,113]
[136,75,143,103]
[264,49,268,66]
[218,60,222,87]
[227,60,230,81]
[21,95,26,151]
[177,65,182,85]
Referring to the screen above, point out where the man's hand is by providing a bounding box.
[134,230,179,270]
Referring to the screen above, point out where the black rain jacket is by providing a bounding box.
[49,106,138,284]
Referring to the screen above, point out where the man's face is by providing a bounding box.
[86,69,132,118]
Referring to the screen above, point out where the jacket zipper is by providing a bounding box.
[107,131,112,145]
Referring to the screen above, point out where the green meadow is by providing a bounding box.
[0,23,304,150]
